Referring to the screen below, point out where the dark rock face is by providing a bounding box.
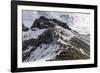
[39,16,49,21]
[22,24,29,31]
[55,47,89,60]
[52,19,71,30]
[23,39,38,51]
[31,16,55,29]
[31,16,71,30]
[39,28,55,44]
[22,28,55,51]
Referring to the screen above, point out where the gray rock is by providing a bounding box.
[22,24,29,31]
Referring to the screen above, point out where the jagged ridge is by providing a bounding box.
[22,16,90,62]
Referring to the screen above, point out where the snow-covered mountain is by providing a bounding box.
[22,16,90,62]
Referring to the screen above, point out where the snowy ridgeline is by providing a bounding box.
[22,16,90,62]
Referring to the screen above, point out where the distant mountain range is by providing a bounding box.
[22,16,90,62]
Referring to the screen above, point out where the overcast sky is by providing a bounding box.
[22,10,90,34]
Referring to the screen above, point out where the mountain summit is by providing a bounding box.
[31,16,71,30]
[22,16,90,62]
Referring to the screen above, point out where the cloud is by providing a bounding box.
[23,10,90,34]
[70,13,90,34]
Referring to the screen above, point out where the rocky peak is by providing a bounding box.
[31,16,71,30]
[31,16,55,29]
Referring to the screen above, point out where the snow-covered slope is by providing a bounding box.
[23,28,47,41]
[23,25,74,62]
[22,16,90,62]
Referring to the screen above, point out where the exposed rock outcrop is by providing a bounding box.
[22,28,55,51]
[22,24,29,31]
[31,16,71,30]
[31,16,55,29]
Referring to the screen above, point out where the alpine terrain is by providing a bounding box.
[22,16,90,62]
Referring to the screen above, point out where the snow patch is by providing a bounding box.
[22,28,47,41]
